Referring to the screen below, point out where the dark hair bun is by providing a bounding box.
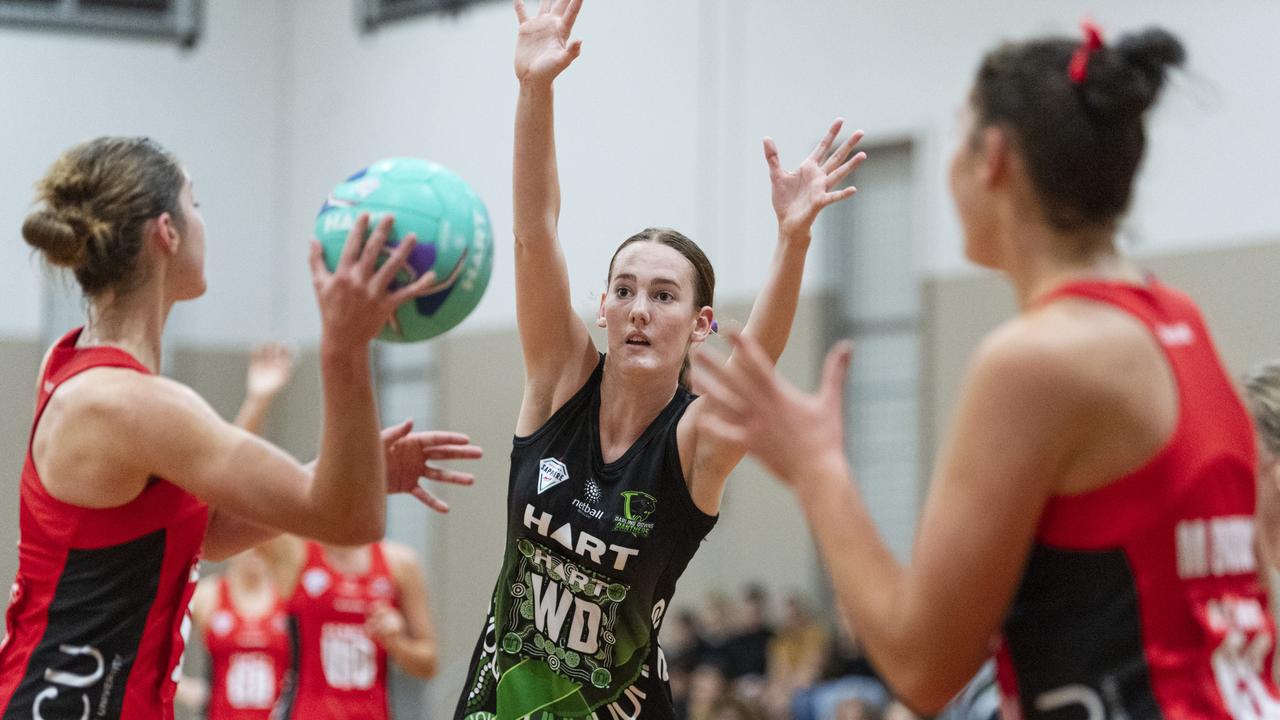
[1084,27,1186,120]
[1118,27,1187,86]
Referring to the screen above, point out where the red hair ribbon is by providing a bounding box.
[1068,20,1104,84]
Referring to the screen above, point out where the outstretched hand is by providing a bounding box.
[513,0,584,85]
[766,119,867,238]
[245,342,295,399]
[380,421,484,513]
[692,335,853,488]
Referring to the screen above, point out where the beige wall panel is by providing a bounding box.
[0,339,45,618]
[429,323,527,712]
[923,239,1280,473]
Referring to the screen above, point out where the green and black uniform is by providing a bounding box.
[456,355,717,719]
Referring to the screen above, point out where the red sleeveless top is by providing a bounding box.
[204,577,290,720]
[276,542,396,720]
[995,280,1280,719]
[0,328,209,720]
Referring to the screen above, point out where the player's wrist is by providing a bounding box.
[518,75,556,93]
[788,450,853,501]
[244,389,276,403]
[777,223,813,248]
[319,340,371,380]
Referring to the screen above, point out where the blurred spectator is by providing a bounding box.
[700,592,736,672]
[689,663,730,720]
[791,614,889,720]
[667,610,707,720]
[764,593,831,717]
[666,609,708,668]
[710,693,770,720]
[835,697,882,720]
[726,584,775,702]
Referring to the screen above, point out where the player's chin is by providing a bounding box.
[615,346,658,368]
[176,277,207,301]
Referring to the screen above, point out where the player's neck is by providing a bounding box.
[81,281,171,372]
[229,562,270,594]
[997,218,1140,308]
[598,362,676,463]
[230,566,267,594]
[322,543,372,575]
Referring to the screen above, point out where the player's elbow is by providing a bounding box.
[880,656,972,716]
[202,544,237,563]
[891,679,958,717]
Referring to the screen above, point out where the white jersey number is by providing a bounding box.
[320,623,376,690]
[1207,597,1280,719]
[226,652,276,709]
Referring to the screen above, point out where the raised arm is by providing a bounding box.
[682,121,865,510]
[233,342,295,434]
[692,330,1090,713]
[737,119,865,362]
[200,421,479,562]
[510,0,597,435]
[41,214,444,555]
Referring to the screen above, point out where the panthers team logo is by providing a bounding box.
[621,491,657,523]
[613,491,657,538]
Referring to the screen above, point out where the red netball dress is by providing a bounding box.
[276,542,397,720]
[0,328,209,720]
[204,578,290,720]
[996,280,1280,719]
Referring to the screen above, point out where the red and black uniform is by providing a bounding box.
[276,542,396,720]
[0,328,209,719]
[204,578,290,720]
[996,280,1280,719]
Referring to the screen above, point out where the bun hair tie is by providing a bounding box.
[1068,20,1104,84]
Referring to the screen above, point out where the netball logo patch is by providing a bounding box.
[211,611,235,637]
[538,457,569,494]
[302,568,332,598]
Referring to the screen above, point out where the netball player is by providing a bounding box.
[0,136,469,718]
[454,1,865,717]
[222,341,474,720]
[267,538,440,720]
[693,24,1280,718]
[183,547,291,720]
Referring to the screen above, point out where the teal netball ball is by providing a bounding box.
[314,158,493,342]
